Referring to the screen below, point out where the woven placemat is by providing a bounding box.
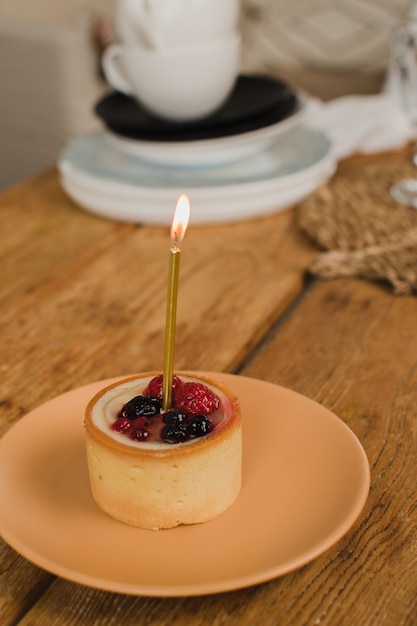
[297,154,417,295]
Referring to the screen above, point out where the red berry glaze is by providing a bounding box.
[130,427,150,441]
[175,382,220,415]
[111,417,132,434]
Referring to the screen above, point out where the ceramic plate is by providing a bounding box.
[0,373,370,596]
[60,164,333,225]
[95,75,303,167]
[59,126,335,225]
[103,101,305,168]
[95,75,299,141]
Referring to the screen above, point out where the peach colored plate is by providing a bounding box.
[0,373,370,596]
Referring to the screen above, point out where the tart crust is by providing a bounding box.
[85,372,242,529]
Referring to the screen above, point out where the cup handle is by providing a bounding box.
[102,44,134,95]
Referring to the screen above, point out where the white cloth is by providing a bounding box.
[305,93,414,161]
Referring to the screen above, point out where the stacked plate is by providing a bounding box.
[59,75,335,225]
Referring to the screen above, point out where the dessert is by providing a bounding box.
[85,372,242,530]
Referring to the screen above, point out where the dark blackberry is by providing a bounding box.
[162,409,188,426]
[121,395,161,419]
[161,425,188,444]
[187,415,213,438]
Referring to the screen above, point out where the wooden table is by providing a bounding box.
[1,154,416,626]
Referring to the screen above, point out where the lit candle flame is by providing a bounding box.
[171,194,190,248]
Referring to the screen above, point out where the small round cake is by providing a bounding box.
[85,372,242,530]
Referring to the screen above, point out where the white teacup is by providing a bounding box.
[102,34,241,122]
[115,0,240,49]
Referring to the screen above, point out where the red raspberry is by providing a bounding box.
[143,374,183,400]
[174,382,220,415]
[130,426,150,441]
[111,417,132,433]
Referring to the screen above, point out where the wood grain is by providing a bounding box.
[0,171,132,323]
[243,278,417,626]
[0,172,314,435]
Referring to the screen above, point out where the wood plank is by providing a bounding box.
[4,150,416,624]
[241,277,417,626]
[0,542,54,625]
[0,175,315,624]
[14,277,417,626]
[0,170,133,325]
[0,204,314,437]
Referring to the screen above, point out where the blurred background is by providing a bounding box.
[0,0,410,191]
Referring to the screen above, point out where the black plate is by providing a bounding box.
[94,74,299,142]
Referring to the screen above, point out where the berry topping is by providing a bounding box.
[120,395,161,419]
[175,382,220,415]
[143,375,183,400]
[187,415,214,438]
[162,409,188,426]
[111,417,132,433]
[130,427,150,441]
[109,376,223,445]
[161,425,188,444]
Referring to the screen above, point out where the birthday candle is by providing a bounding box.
[162,194,190,410]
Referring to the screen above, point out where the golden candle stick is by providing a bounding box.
[162,248,180,410]
[162,194,190,411]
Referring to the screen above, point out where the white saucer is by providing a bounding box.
[105,99,306,168]
[59,126,335,225]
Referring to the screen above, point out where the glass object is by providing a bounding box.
[390,15,417,207]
